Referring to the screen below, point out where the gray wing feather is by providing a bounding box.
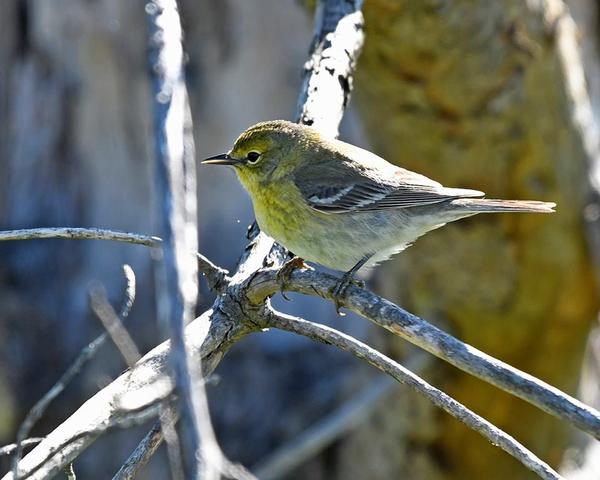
[296,162,483,214]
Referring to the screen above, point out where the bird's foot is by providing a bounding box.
[277,257,311,300]
[332,272,364,315]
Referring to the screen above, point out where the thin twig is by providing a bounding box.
[111,421,164,480]
[1,297,252,479]
[91,287,184,480]
[0,440,43,457]
[113,410,256,480]
[91,277,185,480]
[0,228,229,292]
[5,400,167,480]
[9,266,136,479]
[0,228,159,246]
[266,310,563,480]
[90,286,142,367]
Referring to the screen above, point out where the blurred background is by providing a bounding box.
[1,0,600,478]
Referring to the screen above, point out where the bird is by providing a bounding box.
[203,120,555,308]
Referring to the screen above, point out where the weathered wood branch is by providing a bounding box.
[0,441,43,458]
[0,227,159,246]
[246,267,600,440]
[1,224,595,480]
[0,227,228,292]
[1,306,253,480]
[296,0,364,137]
[147,0,218,476]
[264,310,562,480]
[111,422,164,480]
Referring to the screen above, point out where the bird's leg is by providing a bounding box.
[332,254,372,315]
[277,255,312,300]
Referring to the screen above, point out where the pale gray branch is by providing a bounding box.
[246,267,600,440]
[265,310,563,480]
[90,285,141,367]
[296,0,364,137]
[0,308,253,480]
[147,0,226,477]
[0,227,158,246]
[0,227,229,291]
[0,441,43,457]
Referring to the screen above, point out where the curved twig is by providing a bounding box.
[266,309,563,480]
[0,227,229,292]
[9,266,137,478]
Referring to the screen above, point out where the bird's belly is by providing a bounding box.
[255,202,433,272]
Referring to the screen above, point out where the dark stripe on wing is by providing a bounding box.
[304,182,475,213]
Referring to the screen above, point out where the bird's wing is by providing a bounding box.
[294,158,483,214]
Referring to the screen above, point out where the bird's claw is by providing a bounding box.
[277,257,310,300]
[332,273,363,315]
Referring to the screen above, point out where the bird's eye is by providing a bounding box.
[246,151,261,164]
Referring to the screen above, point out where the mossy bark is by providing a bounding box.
[338,1,599,478]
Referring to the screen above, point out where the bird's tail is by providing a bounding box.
[449,198,556,214]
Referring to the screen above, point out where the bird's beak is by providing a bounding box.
[201,152,241,166]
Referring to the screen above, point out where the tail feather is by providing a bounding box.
[450,198,556,214]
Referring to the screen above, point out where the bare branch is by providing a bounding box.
[9,266,136,478]
[91,272,185,480]
[7,237,591,479]
[113,410,256,480]
[0,441,43,458]
[90,286,142,367]
[111,417,167,480]
[246,267,600,440]
[0,227,229,291]
[266,310,563,480]
[0,306,253,480]
[296,0,364,136]
[5,403,167,480]
[147,0,226,477]
[0,227,159,246]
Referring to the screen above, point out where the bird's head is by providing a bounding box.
[202,120,321,190]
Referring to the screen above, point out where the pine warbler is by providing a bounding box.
[203,120,555,297]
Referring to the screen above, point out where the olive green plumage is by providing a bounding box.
[203,120,555,272]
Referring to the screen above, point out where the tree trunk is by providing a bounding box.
[335,1,600,479]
